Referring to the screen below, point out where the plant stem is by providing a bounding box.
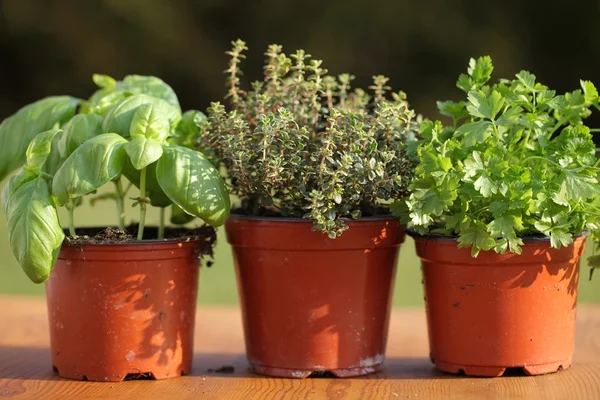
[522,155,561,168]
[589,128,600,132]
[114,179,125,230]
[67,199,76,237]
[549,118,567,136]
[158,207,165,240]
[520,129,531,157]
[137,168,147,241]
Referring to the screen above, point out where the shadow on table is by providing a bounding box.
[0,347,247,381]
[193,354,471,380]
[0,348,477,381]
[0,346,57,381]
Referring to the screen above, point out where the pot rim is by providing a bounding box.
[227,213,396,223]
[406,227,589,243]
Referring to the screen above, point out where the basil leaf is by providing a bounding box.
[1,169,37,214]
[92,74,117,89]
[52,133,128,206]
[87,75,181,116]
[63,113,104,156]
[102,94,181,138]
[41,114,104,176]
[124,136,163,170]
[129,103,171,142]
[173,110,206,147]
[4,177,64,283]
[42,130,68,176]
[0,96,80,181]
[171,203,195,225]
[156,145,230,227]
[24,129,62,173]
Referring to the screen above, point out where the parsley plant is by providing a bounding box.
[395,56,600,257]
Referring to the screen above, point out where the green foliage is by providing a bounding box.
[24,129,62,174]
[2,145,65,283]
[0,96,80,181]
[1,74,230,283]
[200,40,419,237]
[52,134,129,206]
[400,56,600,257]
[122,160,172,207]
[102,94,181,138]
[62,113,104,156]
[83,74,181,116]
[156,146,231,227]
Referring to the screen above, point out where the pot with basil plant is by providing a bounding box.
[393,56,600,377]
[0,74,230,381]
[196,40,419,378]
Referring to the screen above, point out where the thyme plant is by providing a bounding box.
[198,40,419,238]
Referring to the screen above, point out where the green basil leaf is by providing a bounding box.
[102,94,181,138]
[42,130,68,176]
[52,133,128,206]
[92,74,117,89]
[63,113,104,156]
[41,114,104,176]
[24,129,62,173]
[0,96,80,181]
[1,169,37,214]
[122,160,172,207]
[171,203,195,225]
[173,110,206,147]
[124,137,163,170]
[4,177,64,283]
[87,75,181,116]
[156,145,230,227]
[129,103,171,142]
[120,75,180,110]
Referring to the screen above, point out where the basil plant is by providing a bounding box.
[0,74,230,283]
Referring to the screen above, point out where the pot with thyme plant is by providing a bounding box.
[395,56,600,376]
[0,74,230,381]
[198,40,418,378]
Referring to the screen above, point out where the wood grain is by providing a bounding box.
[0,295,598,399]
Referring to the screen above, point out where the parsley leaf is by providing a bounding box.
[466,90,504,120]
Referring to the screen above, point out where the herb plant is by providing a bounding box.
[1,74,230,283]
[396,56,600,256]
[198,40,419,238]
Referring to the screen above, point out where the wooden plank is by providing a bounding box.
[0,296,598,399]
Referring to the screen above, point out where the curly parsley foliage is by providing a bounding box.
[199,40,419,238]
[396,56,600,257]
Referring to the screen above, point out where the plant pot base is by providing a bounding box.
[433,359,571,377]
[250,362,383,378]
[52,363,191,382]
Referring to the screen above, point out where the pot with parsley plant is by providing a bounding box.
[0,74,230,381]
[394,56,600,377]
[197,40,419,378]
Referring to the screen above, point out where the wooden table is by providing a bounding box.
[0,295,598,399]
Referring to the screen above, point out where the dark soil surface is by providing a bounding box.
[63,225,217,261]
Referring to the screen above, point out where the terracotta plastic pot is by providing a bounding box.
[45,233,203,382]
[226,215,405,378]
[412,233,585,377]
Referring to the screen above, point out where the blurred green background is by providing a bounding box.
[0,0,599,304]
